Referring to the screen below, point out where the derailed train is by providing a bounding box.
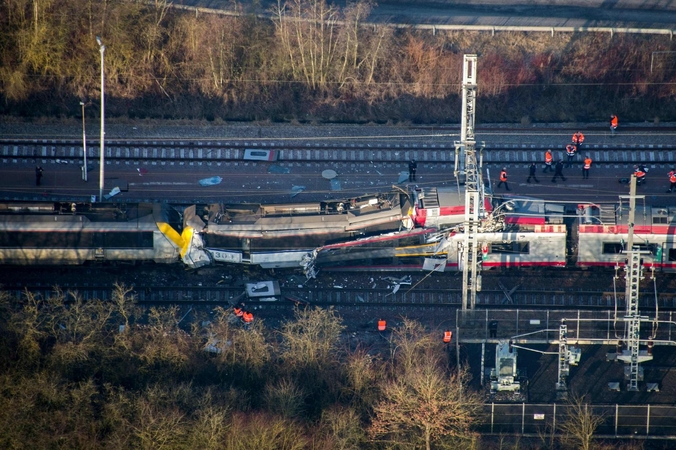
[0,185,675,274]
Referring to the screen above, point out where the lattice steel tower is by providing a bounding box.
[455,54,483,311]
[616,175,653,391]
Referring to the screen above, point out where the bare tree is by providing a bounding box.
[370,361,481,450]
[225,412,307,450]
[263,377,306,419]
[280,306,344,368]
[371,320,482,450]
[558,394,606,450]
[272,0,340,90]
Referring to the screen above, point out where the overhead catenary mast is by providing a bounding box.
[455,54,484,311]
[616,175,653,391]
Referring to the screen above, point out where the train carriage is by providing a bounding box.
[577,204,676,271]
[0,202,183,265]
[189,191,412,269]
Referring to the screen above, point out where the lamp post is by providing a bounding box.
[79,102,88,182]
[96,36,105,201]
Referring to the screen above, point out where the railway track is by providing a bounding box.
[5,283,676,309]
[2,138,676,165]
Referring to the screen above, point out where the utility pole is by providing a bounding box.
[616,175,653,391]
[80,102,87,182]
[96,36,105,202]
[455,54,483,311]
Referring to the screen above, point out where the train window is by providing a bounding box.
[669,249,676,262]
[0,231,153,248]
[489,242,529,254]
[602,242,652,254]
[602,243,624,254]
[653,217,668,224]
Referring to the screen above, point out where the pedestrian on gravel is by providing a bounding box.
[610,115,618,136]
[497,167,510,191]
[582,155,592,179]
[543,149,554,173]
[552,160,566,182]
[35,166,43,186]
[408,159,417,182]
[527,162,539,183]
[667,169,676,193]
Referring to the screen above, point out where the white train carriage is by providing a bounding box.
[0,202,183,265]
[440,227,568,270]
[189,192,412,269]
[577,204,676,271]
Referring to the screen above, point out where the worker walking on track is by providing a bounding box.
[667,169,676,193]
[497,167,510,191]
[582,155,592,179]
[543,149,554,173]
[610,115,618,136]
[572,131,585,150]
[527,162,539,183]
[408,159,417,182]
[552,160,566,182]
[566,144,577,168]
[35,166,43,186]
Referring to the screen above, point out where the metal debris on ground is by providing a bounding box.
[383,275,412,285]
[104,187,121,199]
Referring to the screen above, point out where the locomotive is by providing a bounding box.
[0,184,674,275]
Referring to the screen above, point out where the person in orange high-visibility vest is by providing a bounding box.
[610,115,618,136]
[233,307,244,317]
[378,319,386,331]
[543,149,554,173]
[497,167,510,191]
[582,156,592,179]
[443,330,453,343]
[634,165,647,185]
[667,169,676,193]
[242,312,254,323]
[565,144,577,168]
[572,131,585,152]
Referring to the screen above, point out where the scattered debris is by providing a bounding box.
[330,179,342,191]
[291,185,306,197]
[322,169,337,180]
[199,176,222,186]
[268,165,290,174]
[104,187,121,199]
[398,171,409,184]
[383,275,412,285]
[137,168,148,176]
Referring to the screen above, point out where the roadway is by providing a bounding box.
[174,0,676,30]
